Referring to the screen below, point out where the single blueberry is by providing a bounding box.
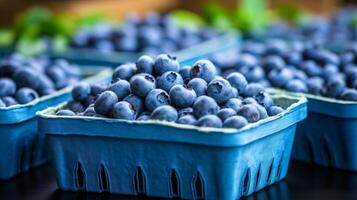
[36,74,56,96]
[56,109,76,116]
[187,78,207,96]
[207,77,233,104]
[157,71,183,92]
[196,115,222,128]
[254,92,274,108]
[136,55,154,74]
[255,103,269,119]
[268,105,284,116]
[240,65,265,82]
[190,60,217,82]
[113,101,136,120]
[72,82,91,102]
[340,89,357,101]
[154,54,180,75]
[112,63,137,81]
[94,91,118,115]
[192,95,219,118]
[286,79,308,93]
[223,116,248,129]
[145,89,170,112]
[124,94,145,116]
[217,108,236,121]
[108,79,131,101]
[178,107,193,117]
[0,78,16,97]
[268,68,294,88]
[45,66,68,89]
[82,107,97,117]
[169,85,197,108]
[1,96,18,106]
[14,68,39,89]
[151,105,178,122]
[243,97,258,105]
[242,83,265,97]
[67,100,85,113]
[91,83,107,97]
[307,77,324,95]
[15,88,39,104]
[325,76,346,98]
[177,115,197,125]
[300,61,322,77]
[224,98,243,112]
[130,73,156,98]
[226,72,248,94]
[237,104,260,123]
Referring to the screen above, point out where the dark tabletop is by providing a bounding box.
[1,161,357,200]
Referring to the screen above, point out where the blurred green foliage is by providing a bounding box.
[274,4,308,26]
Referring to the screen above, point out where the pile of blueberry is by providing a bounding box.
[0,54,81,107]
[71,12,220,54]
[211,39,357,101]
[57,54,285,129]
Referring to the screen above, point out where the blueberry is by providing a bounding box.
[94,91,118,115]
[145,89,170,111]
[137,112,151,121]
[0,99,5,107]
[286,79,308,93]
[151,105,178,122]
[14,68,39,89]
[115,37,138,52]
[242,83,265,97]
[240,65,265,82]
[196,115,222,128]
[187,78,207,96]
[268,106,284,116]
[124,94,145,116]
[169,85,197,108]
[237,104,260,123]
[268,68,294,88]
[136,55,154,74]
[179,66,191,81]
[207,77,233,104]
[72,82,91,102]
[130,73,156,98]
[217,108,236,121]
[91,83,107,97]
[255,104,268,119]
[322,64,339,80]
[36,74,56,96]
[82,107,97,116]
[307,77,324,95]
[254,92,274,108]
[177,115,197,125]
[139,26,162,47]
[154,54,180,75]
[243,97,258,105]
[223,116,248,129]
[178,107,193,117]
[235,54,258,69]
[56,109,76,116]
[45,66,68,89]
[0,78,16,97]
[224,98,242,112]
[192,95,219,118]
[190,60,217,82]
[2,96,17,106]
[292,69,308,81]
[112,63,137,81]
[226,72,248,94]
[231,88,238,98]
[15,88,39,104]
[300,61,322,77]
[113,101,136,120]
[67,100,85,113]
[108,79,131,101]
[157,71,183,92]
[340,89,357,101]
[325,77,346,98]
[0,63,20,78]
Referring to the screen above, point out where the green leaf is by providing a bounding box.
[274,4,308,25]
[16,37,46,56]
[52,35,69,53]
[170,10,205,28]
[203,2,234,30]
[0,30,14,46]
[76,12,107,28]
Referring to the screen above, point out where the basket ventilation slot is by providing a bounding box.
[242,168,251,196]
[193,172,205,199]
[134,167,146,195]
[170,169,180,198]
[276,157,284,180]
[74,161,86,191]
[324,140,333,167]
[98,164,110,192]
[267,160,274,184]
[254,166,261,191]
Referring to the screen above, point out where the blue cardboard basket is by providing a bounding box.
[267,88,357,171]
[50,31,240,67]
[0,67,112,180]
[38,94,306,200]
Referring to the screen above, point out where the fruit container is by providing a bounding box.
[51,31,240,67]
[0,67,112,180]
[267,88,357,171]
[37,94,307,200]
